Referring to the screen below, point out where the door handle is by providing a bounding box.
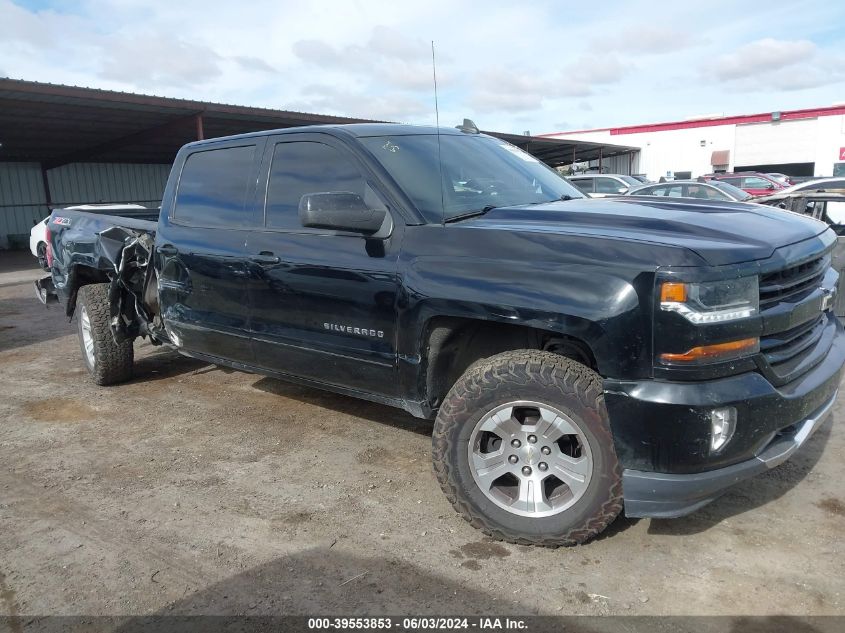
[157,244,179,256]
[250,251,280,265]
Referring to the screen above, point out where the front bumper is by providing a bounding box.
[622,390,837,518]
[604,313,845,518]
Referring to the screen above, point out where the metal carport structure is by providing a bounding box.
[489,131,639,169]
[0,78,638,247]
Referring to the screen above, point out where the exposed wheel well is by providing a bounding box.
[66,265,111,318]
[423,317,597,409]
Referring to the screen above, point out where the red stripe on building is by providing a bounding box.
[539,105,845,137]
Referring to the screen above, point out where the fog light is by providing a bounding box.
[710,407,736,452]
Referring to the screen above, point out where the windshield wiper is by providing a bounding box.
[445,195,577,222]
[444,205,498,223]
[523,195,577,206]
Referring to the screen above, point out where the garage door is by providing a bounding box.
[734,118,817,166]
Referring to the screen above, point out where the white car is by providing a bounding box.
[774,177,845,196]
[29,216,50,270]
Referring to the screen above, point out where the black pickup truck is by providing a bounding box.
[37,123,845,546]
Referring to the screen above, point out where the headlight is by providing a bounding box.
[660,276,758,324]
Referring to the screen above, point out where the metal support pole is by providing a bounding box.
[599,147,603,173]
[195,113,205,141]
[40,164,52,211]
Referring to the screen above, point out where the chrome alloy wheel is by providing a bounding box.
[467,401,593,518]
[80,305,95,368]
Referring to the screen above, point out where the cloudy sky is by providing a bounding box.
[2,0,844,134]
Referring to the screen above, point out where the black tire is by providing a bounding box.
[36,243,49,271]
[76,283,134,386]
[432,350,623,547]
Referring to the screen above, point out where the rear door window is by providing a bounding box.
[686,184,725,200]
[703,186,729,200]
[570,178,594,194]
[174,145,257,228]
[594,177,624,194]
[742,176,773,189]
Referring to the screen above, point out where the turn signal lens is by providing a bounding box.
[660,282,688,303]
[659,337,759,364]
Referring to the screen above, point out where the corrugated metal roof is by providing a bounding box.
[0,78,639,167]
[0,77,380,122]
[0,78,384,165]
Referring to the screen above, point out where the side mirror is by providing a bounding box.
[299,192,386,235]
[617,186,629,194]
[766,183,776,190]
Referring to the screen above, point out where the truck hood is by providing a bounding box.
[461,197,830,266]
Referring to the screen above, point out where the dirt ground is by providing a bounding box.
[0,253,843,620]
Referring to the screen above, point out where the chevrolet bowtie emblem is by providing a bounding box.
[821,287,836,312]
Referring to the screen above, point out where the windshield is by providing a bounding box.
[359,133,585,222]
[711,181,752,200]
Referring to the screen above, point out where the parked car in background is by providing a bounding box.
[630,175,653,184]
[568,174,643,197]
[766,173,794,186]
[703,172,786,196]
[773,177,845,196]
[29,217,50,270]
[626,179,752,202]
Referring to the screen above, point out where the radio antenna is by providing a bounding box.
[432,40,445,227]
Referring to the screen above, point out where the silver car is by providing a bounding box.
[625,179,752,202]
[568,174,643,197]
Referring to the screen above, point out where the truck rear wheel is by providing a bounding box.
[76,283,134,386]
[432,350,623,546]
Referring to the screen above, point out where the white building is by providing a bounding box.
[542,105,845,181]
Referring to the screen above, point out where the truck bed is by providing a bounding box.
[42,207,159,318]
[54,208,160,233]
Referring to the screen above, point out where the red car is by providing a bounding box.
[703,172,786,196]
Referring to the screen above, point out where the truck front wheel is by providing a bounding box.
[432,350,623,546]
[76,283,134,386]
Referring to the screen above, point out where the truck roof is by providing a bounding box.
[184,123,466,150]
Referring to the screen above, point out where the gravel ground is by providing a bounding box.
[0,261,843,620]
